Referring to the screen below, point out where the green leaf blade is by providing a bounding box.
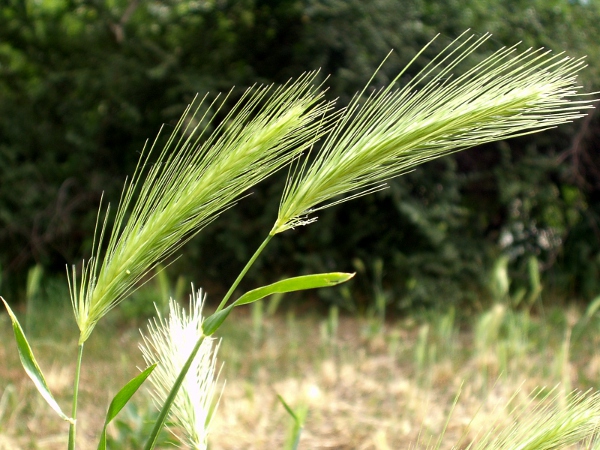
[277,394,307,450]
[277,394,299,422]
[233,272,355,307]
[97,364,156,450]
[1,296,74,424]
[107,364,156,422]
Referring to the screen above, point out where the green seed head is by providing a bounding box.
[273,32,595,235]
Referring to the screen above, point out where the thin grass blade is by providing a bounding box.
[278,394,306,450]
[97,364,156,450]
[0,296,74,424]
[233,272,355,307]
[203,273,353,336]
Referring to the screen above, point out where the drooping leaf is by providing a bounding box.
[0,296,74,424]
[233,272,355,306]
[97,364,156,450]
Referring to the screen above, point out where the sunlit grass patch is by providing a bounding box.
[2,298,600,449]
[212,305,600,449]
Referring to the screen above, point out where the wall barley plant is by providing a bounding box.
[1,31,598,449]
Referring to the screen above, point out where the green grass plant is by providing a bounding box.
[320,305,339,346]
[70,73,332,344]
[105,401,179,449]
[1,30,599,449]
[455,388,600,450]
[24,265,43,336]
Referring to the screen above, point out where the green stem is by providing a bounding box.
[68,343,84,450]
[216,234,273,312]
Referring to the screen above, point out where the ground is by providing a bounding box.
[1,301,599,449]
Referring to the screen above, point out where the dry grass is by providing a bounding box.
[1,302,599,449]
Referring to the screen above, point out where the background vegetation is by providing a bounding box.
[1,0,600,312]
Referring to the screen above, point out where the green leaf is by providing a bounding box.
[0,296,74,424]
[277,394,299,422]
[277,394,306,450]
[585,295,600,320]
[202,305,234,336]
[97,364,156,450]
[233,272,355,307]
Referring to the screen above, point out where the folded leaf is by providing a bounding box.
[97,364,156,450]
[202,305,234,336]
[1,296,74,424]
[233,272,355,307]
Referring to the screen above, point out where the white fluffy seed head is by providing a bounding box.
[139,288,223,450]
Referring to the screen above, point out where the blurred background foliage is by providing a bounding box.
[1,0,599,312]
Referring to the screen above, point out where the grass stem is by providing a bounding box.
[216,235,273,312]
[68,343,84,450]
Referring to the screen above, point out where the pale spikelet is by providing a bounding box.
[68,73,332,342]
[272,32,596,234]
[460,387,600,450]
[139,289,222,450]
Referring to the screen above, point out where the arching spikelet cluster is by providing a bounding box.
[68,73,332,343]
[272,32,595,234]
